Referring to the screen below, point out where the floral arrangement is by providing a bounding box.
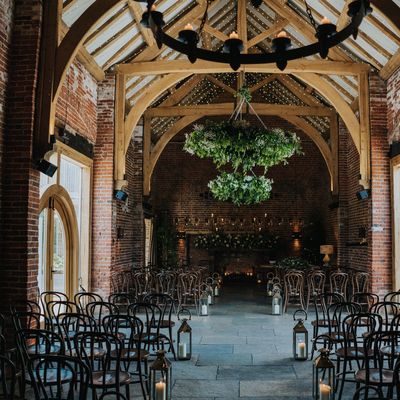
[184,116,302,205]
[277,257,310,270]
[194,232,279,250]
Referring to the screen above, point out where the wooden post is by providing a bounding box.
[143,115,152,196]
[114,73,127,190]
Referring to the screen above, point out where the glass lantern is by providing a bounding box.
[206,278,214,305]
[293,310,308,361]
[313,342,335,400]
[150,350,172,400]
[271,286,282,315]
[266,272,274,296]
[200,290,209,316]
[177,309,192,361]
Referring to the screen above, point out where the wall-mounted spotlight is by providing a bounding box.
[36,159,57,177]
[356,189,370,200]
[114,190,128,201]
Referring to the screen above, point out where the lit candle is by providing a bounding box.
[208,294,212,305]
[298,342,306,358]
[178,342,187,358]
[274,304,280,314]
[229,31,239,39]
[277,30,288,38]
[321,16,332,24]
[151,4,157,11]
[184,23,194,30]
[319,383,332,400]
[201,304,208,315]
[155,379,166,400]
[214,286,219,296]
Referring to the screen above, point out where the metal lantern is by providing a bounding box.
[206,279,214,305]
[200,290,209,316]
[293,310,308,361]
[177,309,192,361]
[312,340,335,400]
[271,286,282,315]
[266,272,274,296]
[213,279,220,297]
[150,350,172,400]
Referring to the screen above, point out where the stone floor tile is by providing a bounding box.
[200,335,247,345]
[196,352,252,366]
[217,365,295,380]
[173,379,239,398]
[240,379,312,397]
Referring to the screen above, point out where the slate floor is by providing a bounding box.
[168,282,355,400]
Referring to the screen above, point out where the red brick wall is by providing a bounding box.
[0,0,14,213]
[387,67,400,143]
[115,131,144,272]
[55,60,98,144]
[151,117,334,267]
[92,75,115,296]
[337,120,370,270]
[0,0,42,312]
[369,73,391,296]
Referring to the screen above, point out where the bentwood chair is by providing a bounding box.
[0,355,16,400]
[355,331,400,399]
[335,313,382,399]
[74,292,103,314]
[306,270,325,310]
[144,293,176,360]
[352,272,371,295]
[28,354,89,400]
[351,292,379,313]
[329,272,349,301]
[74,332,131,400]
[103,314,149,399]
[283,270,305,312]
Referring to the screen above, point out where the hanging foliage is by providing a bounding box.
[184,114,302,205]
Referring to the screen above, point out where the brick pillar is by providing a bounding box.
[369,73,391,296]
[0,0,42,313]
[92,75,116,296]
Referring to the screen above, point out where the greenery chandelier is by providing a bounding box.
[183,88,302,206]
[136,0,372,71]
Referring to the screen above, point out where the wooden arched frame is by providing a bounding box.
[39,185,79,298]
[34,0,389,190]
[144,112,337,196]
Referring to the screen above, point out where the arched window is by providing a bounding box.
[38,143,92,297]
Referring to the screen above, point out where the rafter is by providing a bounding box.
[145,103,333,118]
[206,75,236,95]
[237,0,248,52]
[203,24,229,42]
[161,75,204,107]
[116,59,370,76]
[128,0,155,46]
[247,19,288,48]
[336,0,353,30]
[249,75,276,93]
[381,48,400,80]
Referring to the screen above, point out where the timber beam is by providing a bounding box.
[116,59,370,76]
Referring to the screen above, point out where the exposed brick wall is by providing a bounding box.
[0,0,42,312]
[91,75,116,296]
[0,0,14,226]
[387,67,400,143]
[151,117,334,267]
[115,131,144,272]
[369,73,391,296]
[55,60,98,144]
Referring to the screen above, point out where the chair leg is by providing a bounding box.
[337,358,347,400]
[169,326,177,361]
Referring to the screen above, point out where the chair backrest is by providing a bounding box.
[384,290,400,303]
[40,291,68,316]
[284,271,304,294]
[73,292,103,314]
[12,311,47,331]
[98,392,128,400]
[74,331,123,389]
[144,293,174,323]
[86,301,119,328]
[350,292,379,312]
[0,355,16,400]
[369,301,400,327]
[313,292,344,324]
[102,314,144,350]
[128,302,162,336]
[327,302,361,334]
[363,331,400,386]
[108,293,133,312]
[17,328,65,368]
[28,354,89,400]
[47,300,78,319]
[307,270,326,296]
[329,272,348,299]
[352,271,370,293]
[342,313,382,360]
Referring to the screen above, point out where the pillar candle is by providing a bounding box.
[178,342,187,358]
[155,380,166,400]
[298,342,306,358]
[201,304,208,315]
[319,383,331,400]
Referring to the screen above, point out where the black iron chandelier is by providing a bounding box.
[136,0,372,71]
